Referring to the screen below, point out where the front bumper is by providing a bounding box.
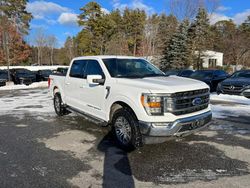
[139,111,212,144]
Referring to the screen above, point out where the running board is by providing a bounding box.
[67,106,108,127]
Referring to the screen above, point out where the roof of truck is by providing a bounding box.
[73,55,144,60]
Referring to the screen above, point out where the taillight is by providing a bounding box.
[48,78,51,88]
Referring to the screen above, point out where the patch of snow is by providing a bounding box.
[0,151,7,155]
[15,124,29,128]
[0,89,54,116]
[211,93,250,105]
[216,169,227,173]
[0,81,48,91]
[211,104,250,119]
[0,65,68,71]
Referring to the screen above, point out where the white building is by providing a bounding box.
[199,50,224,68]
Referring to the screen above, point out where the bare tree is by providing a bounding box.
[47,35,57,66]
[64,36,75,61]
[34,28,46,66]
[169,0,219,21]
[143,15,159,57]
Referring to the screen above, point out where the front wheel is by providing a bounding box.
[112,108,142,151]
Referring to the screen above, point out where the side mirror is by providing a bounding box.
[87,75,105,85]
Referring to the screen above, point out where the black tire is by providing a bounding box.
[54,93,67,116]
[111,108,142,151]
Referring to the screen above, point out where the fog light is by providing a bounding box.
[152,122,172,129]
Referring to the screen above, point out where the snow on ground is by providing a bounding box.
[0,81,48,91]
[210,93,250,119]
[211,93,250,105]
[0,65,68,71]
[0,89,54,119]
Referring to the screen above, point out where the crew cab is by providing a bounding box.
[49,56,212,150]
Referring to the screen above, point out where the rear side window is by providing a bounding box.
[69,60,88,78]
[84,60,104,78]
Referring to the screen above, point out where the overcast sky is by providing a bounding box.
[26,0,250,47]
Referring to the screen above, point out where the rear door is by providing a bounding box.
[64,60,88,110]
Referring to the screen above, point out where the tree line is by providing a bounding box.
[1,0,250,71]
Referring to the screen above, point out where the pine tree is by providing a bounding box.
[160,20,191,71]
[188,8,211,70]
[156,14,178,55]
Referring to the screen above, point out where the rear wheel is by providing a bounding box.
[112,108,142,151]
[54,93,67,116]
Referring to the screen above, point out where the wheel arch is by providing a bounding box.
[109,101,138,123]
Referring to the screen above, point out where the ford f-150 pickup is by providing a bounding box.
[49,56,212,150]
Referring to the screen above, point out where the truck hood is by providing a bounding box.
[116,76,209,93]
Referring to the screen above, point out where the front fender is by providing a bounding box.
[106,94,146,122]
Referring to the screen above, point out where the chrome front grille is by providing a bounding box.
[164,89,210,115]
[222,85,244,94]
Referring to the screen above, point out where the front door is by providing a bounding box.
[79,59,106,120]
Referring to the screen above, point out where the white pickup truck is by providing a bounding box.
[49,56,212,150]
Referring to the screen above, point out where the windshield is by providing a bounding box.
[16,69,33,75]
[102,58,164,78]
[190,71,213,79]
[231,71,250,78]
[0,71,8,79]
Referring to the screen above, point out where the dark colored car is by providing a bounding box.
[0,70,9,87]
[217,70,250,97]
[190,70,229,92]
[11,68,36,85]
[165,69,194,77]
[53,67,68,76]
[36,69,53,82]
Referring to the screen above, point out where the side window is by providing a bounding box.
[220,70,228,77]
[215,70,227,77]
[69,60,88,78]
[85,60,104,78]
[181,70,193,77]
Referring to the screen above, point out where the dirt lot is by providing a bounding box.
[0,89,249,188]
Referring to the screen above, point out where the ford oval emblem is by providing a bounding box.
[192,98,202,106]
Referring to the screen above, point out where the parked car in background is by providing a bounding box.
[11,68,36,85]
[217,70,250,97]
[36,69,53,82]
[190,70,229,92]
[165,69,194,77]
[0,70,8,87]
[53,67,68,76]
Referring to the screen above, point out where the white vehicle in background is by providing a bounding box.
[49,56,212,150]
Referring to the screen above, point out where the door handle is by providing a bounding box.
[66,82,70,85]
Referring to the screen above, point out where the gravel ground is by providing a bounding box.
[0,89,249,188]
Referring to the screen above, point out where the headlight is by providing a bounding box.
[244,85,250,89]
[141,94,164,116]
